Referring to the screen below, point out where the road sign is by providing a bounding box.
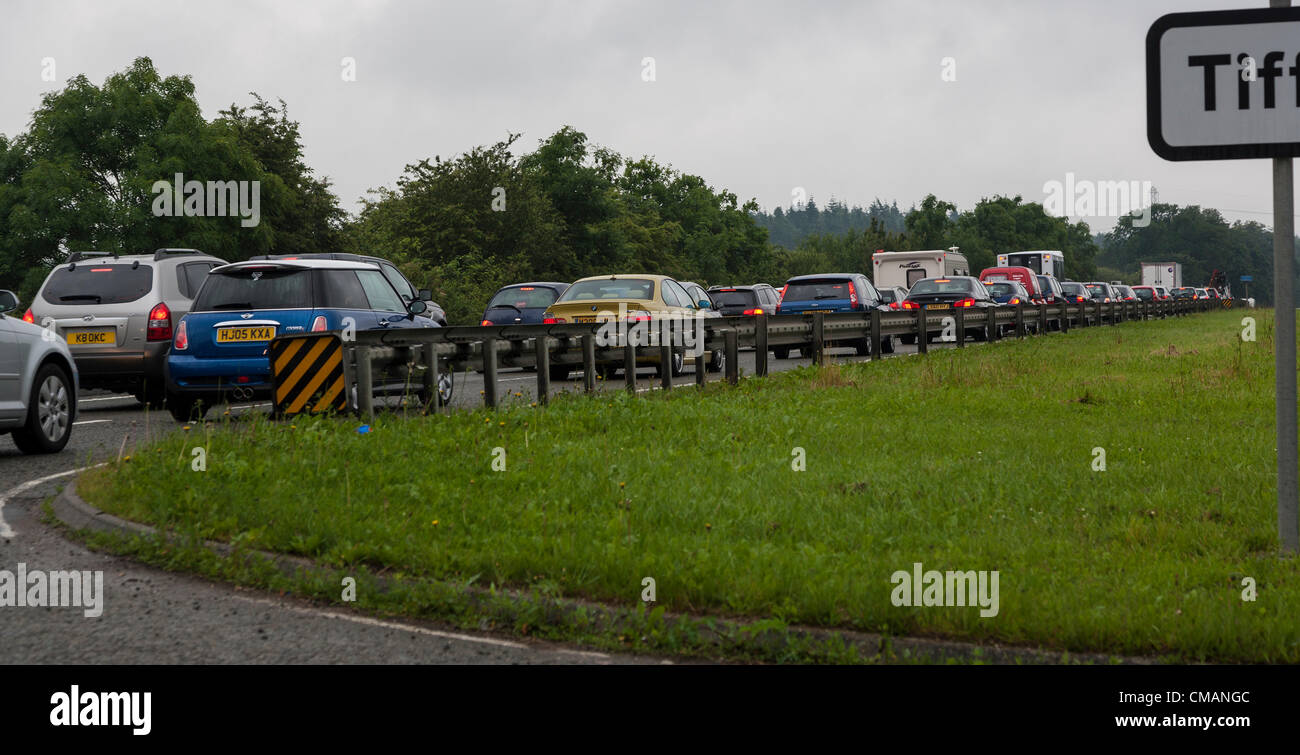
[1147,7,1300,160]
[1241,274,1254,281]
[1147,3,1299,554]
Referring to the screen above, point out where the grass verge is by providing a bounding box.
[76,308,1296,662]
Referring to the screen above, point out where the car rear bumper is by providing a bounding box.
[71,341,168,388]
[166,353,273,393]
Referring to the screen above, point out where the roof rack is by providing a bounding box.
[65,251,117,265]
[153,248,206,261]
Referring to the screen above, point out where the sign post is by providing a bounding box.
[1148,2,1299,552]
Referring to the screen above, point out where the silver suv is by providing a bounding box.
[25,249,227,406]
[1,290,78,453]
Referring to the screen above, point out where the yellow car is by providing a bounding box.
[542,274,723,379]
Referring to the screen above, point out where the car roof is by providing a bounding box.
[212,259,379,273]
[707,284,763,291]
[498,281,570,289]
[785,273,861,282]
[570,274,673,283]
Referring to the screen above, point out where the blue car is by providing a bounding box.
[773,273,893,358]
[164,258,447,421]
[480,282,570,326]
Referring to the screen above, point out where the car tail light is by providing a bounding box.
[901,300,919,309]
[543,317,565,324]
[147,302,172,341]
[311,315,328,332]
[954,298,976,308]
[625,312,652,322]
[173,319,188,350]
[1075,295,1085,302]
[480,319,493,326]
[847,281,858,309]
[1009,297,1021,305]
[743,308,765,316]
[22,308,35,324]
[889,302,900,310]
[778,285,787,301]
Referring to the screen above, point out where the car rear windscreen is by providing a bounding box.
[908,279,975,295]
[709,290,758,307]
[1134,288,1154,300]
[557,279,654,302]
[784,280,851,300]
[1085,284,1109,298]
[41,264,154,305]
[984,282,1019,297]
[488,286,560,309]
[878,289,898,303]
[193,267,313,310]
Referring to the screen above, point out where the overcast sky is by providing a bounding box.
[0,0,1290,234]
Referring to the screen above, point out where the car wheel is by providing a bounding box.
[657,350,685,378]
[12,363,74,454]
[854,338,871,356]
[706,349,724,373]
[597,363,620,380]
[548,365,571,381]
[134,381,167,409]
[900,334,915,345]
[166,394,209,424]
[773,347,790,360]
[881,335,895,354]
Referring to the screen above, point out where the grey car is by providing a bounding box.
[25,248,226,406]
[0,290,78,453]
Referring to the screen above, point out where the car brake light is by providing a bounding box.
[625,312,652,322]
[480,319,493,326]
[778,285,787,300]
[147,302,172,341]
[1075,296,1085,302]
[847,280,858,309]
[1009,298,1021,305]
[954,298,976,308]
[22,308,35,324]
[901,300,919,309]
[173,319,188,350]
[311,315,328,332]
[543,317,565,324]
[742,308,765,315]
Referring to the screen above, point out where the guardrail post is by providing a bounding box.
[422,342,441,409]
[870,309,882,360]
[725,329,739,385]
[624,332,637,392]
[812,312,825,365]
[1015,301,1025,338]
[953,307,965,349]
[355,344,374,420]
[988,308,1000,342]
[582,334,596,394]
[916,308,927,354]
[1061,303,1070,333]
[1037,302,1047,334]
[483,337,498,409]
[755,315,769,376]
[659,339,673,391]
[535,336,550,405]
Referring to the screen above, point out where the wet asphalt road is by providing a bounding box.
[0,341,943,663]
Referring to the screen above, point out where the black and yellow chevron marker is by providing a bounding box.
[269,333,347,415]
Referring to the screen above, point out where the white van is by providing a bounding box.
[872,250,971,291]
[997,251,1065,278]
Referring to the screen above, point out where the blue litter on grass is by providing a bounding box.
[357,424,371,434]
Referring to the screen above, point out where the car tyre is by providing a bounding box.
[597,363,620,380]
[548,365,571,381]
[772,347,791,360]
[166,393,209,424]
[854,338,871,356]
[880,335,895,354]
[12,363,74,454]
[705,349,724,373]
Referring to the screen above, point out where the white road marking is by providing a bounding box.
[232,594,535,650]
[0,463,106,539]
[73,419,111,426]
[78,394,136,403]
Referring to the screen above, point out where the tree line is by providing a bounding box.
[0,58,1279,326]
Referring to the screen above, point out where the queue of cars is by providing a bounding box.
[6,246,1223,455]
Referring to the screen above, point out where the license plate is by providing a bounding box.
[216,326,275,343]
[573,316,597,323]
[927,304,950,310]
[802,310,819,315]
[66,329,115,346]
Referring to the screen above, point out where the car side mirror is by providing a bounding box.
[0,290,17,313]
[407,299,428,316]
[418,288,432,301]
[697,299,711,309]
